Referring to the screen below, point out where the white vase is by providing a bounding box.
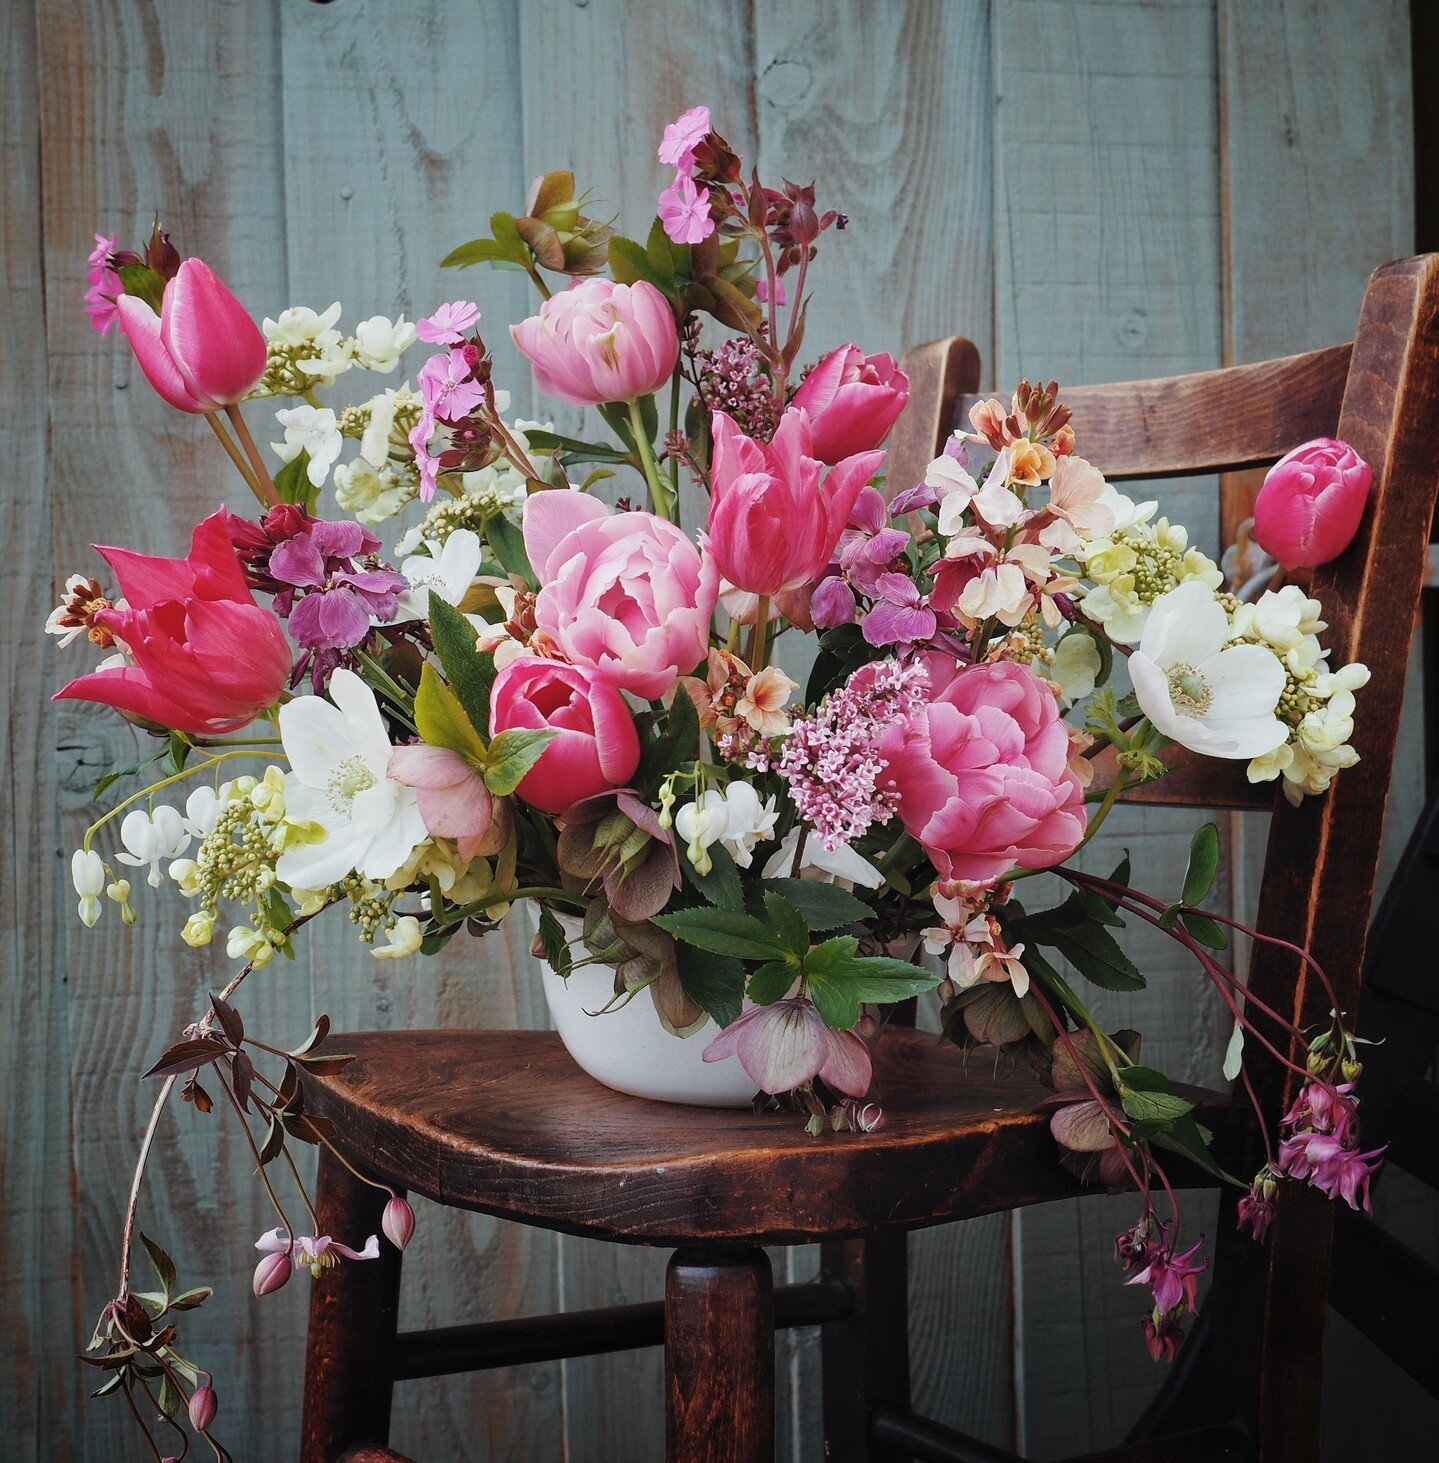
[534,913,759,1108]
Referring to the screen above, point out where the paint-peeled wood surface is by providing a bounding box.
[4,1,1421,1460]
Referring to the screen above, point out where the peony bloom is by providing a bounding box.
[510,278,679,407]
[115,258,267,413]
[706,408,886,596]
[878,660,1086,884]
[523,491,718,700]
[792,345,910,464]
[702,997,872,1095]
[1129,580,1289,760]
[489,655,640,814]
[1252,437,1371,571]
[53,511,291,736]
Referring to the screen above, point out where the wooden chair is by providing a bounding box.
[298,255,1439,1463]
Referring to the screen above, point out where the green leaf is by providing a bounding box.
[609,234,674,293]
[93,746,168,799]
[763,891,810,958]
[483,728,557,796]
[1180,909,1227,950]
[676,945,745,1029]
[679,838,744,910]
[485,513,537,589]
[803,937,941,1029]
[1152,1114,1240,1184]
[1041,922,1146,993]
[1182,823,1220,907]
[274,451,318,510]
[761,878,870,932]
[441,237,520,269]
[652,906,787,962]
[521,428,633,465]
[746,959,800,1005]
[1116,1064,1194,1123]
[429,591,497,734]
[635,682,699,798]
[537,905,572,979]
[116,262,165,311]
[490,211,532,263]
[139,1232,176,1295]
[413,662,488,762]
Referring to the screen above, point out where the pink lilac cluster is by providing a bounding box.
[408,300,489,499]
[695,336,781,441]
[776,657,930,851]
[1115,1221,1208,1362]
[1275,1076,1386,1212]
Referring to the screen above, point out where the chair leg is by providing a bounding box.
[665,1244,774,1463]
[820,1233,911,1462]
[300,1148,405,1463]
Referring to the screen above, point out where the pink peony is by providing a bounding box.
[523,491,718,700]
[54,510,292,736]
[489,655,641,815]
[510,278,679,407]
[1252,437,1371,571]
[878,660,1086,883]
[792,345,910,465]
[706,408,886,597]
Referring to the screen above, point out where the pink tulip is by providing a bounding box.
[878,660,1086,883]
[510,278,679,407]
[54,510,292,736]
[706,408,886,596]
[523,490,718,700]
[489,655,641,815]
[1252,437,1371,571]
[115,258,267,413]
[792,345,910,464]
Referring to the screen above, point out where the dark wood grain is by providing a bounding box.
[888,337,981,499]
[665,1246,774,1462]
[1087,743,1275,811]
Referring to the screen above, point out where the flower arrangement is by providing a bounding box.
[63,108,1382,1456]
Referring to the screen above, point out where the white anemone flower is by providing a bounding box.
[762,827,884,889]
[1129,580,1288,760]
[276,669,428,888]
[393,530,483,621]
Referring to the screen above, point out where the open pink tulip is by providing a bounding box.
[115,258,267,413]
[1252,437,1371,571]
[489,655,641,814]
[706,408,886,597]
[388,744,506,862]
[510,277,679,407]
[702,997,872,1096]
[54,510,292,736]
[523,490,718,699]
[792,344,910,464]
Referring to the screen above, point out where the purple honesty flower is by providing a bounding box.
[810,571,858,629]
[863,573,938,648]
[702,997,872,1096]
[889,481,942,515]
[837,486,911,592]
[268,526,406,652]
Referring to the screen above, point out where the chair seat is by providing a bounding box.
[302,1029,1239,1246]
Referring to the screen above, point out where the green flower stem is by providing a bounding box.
[1030,957,1131,1079]
[628,397,676,522]
[203,412,267,506]
[85,750,272,850]
[667,364,683,502]
[443,885,587,924]
[223,404,280,506]
[747,596,771,670]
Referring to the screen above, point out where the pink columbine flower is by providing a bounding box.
[1125,1234,1207,1317]
[658,173,716,245]
[702,997,872,1097]
[658,105,712,172]
[85,233,122,335]
[1277,1132,1386,1211]
[388,744,506,863]
[415,299,480,345]
[255,1227,380,1279]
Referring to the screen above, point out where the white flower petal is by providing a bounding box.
[1137,579,1227,667]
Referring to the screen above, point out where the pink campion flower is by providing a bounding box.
[877,659,1086,884]
[658,173,717,245]
[792,345,911,465]
[85,233,122,335]
[702,997,873,1097]
[489,654,641,815]
[1252,437,1372,571]
[115,258,267,413]
[511,277,680,407]
[658,105,712,171]
[418,349,488,422]
[414,299,480,345]
[54,510,292,736]
[522,490,719,700]
[388,744,509,863]
[255,1227,380,1278]
[706,408,886,596]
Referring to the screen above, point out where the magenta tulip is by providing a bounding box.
[115,258,267,414]
[510,277,680,407]
[489,655,641,814]
[54,510,292,736]
[1252,437,1372,571]
[706,408,885,597]
[791,344,910,464]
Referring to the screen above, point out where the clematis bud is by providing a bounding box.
[1252,437,1371,571]
[188,1385,217,1432]
[382,1195,416,1251]
[252,1251,291,1297]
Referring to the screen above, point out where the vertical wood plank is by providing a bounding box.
[276,2,564,1458]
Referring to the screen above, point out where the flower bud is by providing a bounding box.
[188,1385,218,1432]
[252,1251,291,1297]
[1341,1056,1364,1083]
[382,1195,416,1251]
[1252,437,1371,571]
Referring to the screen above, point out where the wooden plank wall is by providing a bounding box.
[2,1,1420,1458]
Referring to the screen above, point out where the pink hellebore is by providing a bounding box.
[702,998,872,1097]
[510,278,680,408]
[54,510,292,736]
[1252,437,1372,571]
[489,654,641,815]
[878,659,1086,884]
[388,744,508,862]
[706,408,886,597]
[792,345,910,465]
[115,258,267,413]
[523,490,719,699]
[658,173,716,245]
[254,1228,380,1279]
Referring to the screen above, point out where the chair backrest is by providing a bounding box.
[888,255,1439,1449]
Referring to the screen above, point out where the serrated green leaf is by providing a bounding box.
[609,234,674,293]
[652,906,787,961]
[1182,823,1220,906]
[679,837,743,910]
[747,959,799,1005]
[802,938,941,1029]
[429,591,497,734]
[676,945,745,1029]
[1116,1064,1194,1123]
[483,728,556,795]
[761,878,870,932]
[763,891,810,957]
[1180,909,1227,950]
[538,905,572,978]
[1040,922,1146,992]
[635,682,699,798]
[413,662,487,762]
[485,513,537,589]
